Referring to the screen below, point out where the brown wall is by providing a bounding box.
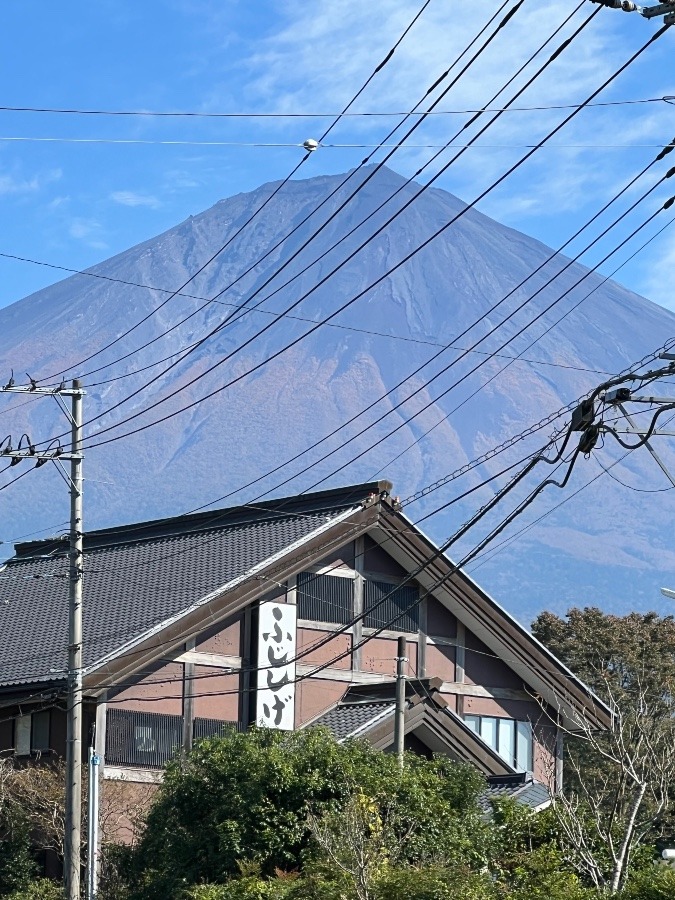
[298,627,352,670]
[296,678,346,725]
[363,535,407,577]
[196,615,242,655]
[426,643,456,682]
[110,662,184,715]
[361,637,418,677]
[317,541,355,569]
[101,779,158,846]
[192,669,240,721]
[464,630,524,689]
[427,598,458,638]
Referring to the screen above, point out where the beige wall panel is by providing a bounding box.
[192,668,240,721]
[298,628,352,670]
[112,662,184,715]
[296,678,347,726]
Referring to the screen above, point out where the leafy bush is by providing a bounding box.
[373,866,496,900]
[4,878,64,900]
[0,809,37,897]
[128,728,488,900]
[619,865,675,899]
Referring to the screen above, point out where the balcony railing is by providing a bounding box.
[105,709,241,769]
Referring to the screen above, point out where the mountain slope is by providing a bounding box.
[1,165,674,623]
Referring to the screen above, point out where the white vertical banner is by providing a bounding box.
[256,601,297,730]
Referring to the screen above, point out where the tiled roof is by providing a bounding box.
[312,701,395,741]
[484,773,551,810]
[0,485,380,688]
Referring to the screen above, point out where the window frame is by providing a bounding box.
[464,713,533,772]
[14,709,51,756]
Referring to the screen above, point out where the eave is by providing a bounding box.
[370,508,613,732]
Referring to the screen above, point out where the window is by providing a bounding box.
[31,710,51,751]
[364,580,419,633]
[134,725,156,753]
[297,571,353,625]
[464,714,532,772]
[14,710,51,755]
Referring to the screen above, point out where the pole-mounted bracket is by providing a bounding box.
[0,385,86,396]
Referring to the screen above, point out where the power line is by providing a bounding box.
[366,213,675,489]
[2,429,576,687]
[5,361,674,690]
[49,0,525,390]
[0,136,670,149]
[28,0,437,387]
[218,174,673,508]
[0,250,614,378]
[469,409,675,572]
[0,96,671,118]
[66,4,621,451]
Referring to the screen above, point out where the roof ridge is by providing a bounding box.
[13,481,391,558]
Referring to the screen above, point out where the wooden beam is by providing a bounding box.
[175,651,242,669]
[439,682,530,701]
[296,665,392,685]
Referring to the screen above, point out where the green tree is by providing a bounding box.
[127,727,490,900]
[0,807,37,897]
[532,608,675,894]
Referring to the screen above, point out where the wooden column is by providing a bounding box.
[353,536,365,672]
[455,622,466,717]
[182,638,195,753]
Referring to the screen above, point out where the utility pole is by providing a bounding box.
[87,740,100,900]
[0,376,85,900]
[592,0,675,25]
[65,378,84,900]
[394,636,407,769]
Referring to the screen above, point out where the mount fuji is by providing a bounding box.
[2,164,675,624]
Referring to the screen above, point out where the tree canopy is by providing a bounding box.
[532,607,675,893]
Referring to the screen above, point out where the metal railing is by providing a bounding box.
[105,709,240,769]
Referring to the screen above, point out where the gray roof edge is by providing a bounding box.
[83,504,365,678]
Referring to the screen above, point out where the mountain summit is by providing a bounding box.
[2,165,674,621]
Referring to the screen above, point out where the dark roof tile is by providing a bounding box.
[0,500,359,688]
[311,701,395,741]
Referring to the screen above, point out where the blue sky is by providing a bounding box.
[0,0,674,312]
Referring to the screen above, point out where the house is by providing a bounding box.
[0,480,611,813]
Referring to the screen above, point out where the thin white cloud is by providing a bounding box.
[0,166,61,196]
[639,227,675,310]
[228,0,671,238]
[68,217,108,250]
[110,190,161,209]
